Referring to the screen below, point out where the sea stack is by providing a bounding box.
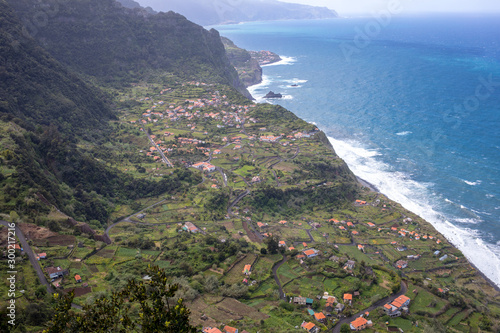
[264,91,283,98]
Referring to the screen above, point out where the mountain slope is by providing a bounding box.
[134,0,338,25]
[0,0,200,225]
[0,0,114,135]
[7,0,250,98]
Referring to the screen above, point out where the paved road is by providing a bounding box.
[272,255,288,300]
[0,220,85,310]
[228,190,250,213]
[105,199,168,238]
[215,166,228,187]
[1,220,54,295]
[331,281,408,333]
[145,131,173,167]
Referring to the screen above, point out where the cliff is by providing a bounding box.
[135,0,338,26]
[6,0,251,98]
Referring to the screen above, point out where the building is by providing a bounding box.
[203,327,222,333]
[344,293,353,305]
[395,260,408,269]
[302,249,319,258]
[293,297,313,306]
[345,260,355,270]
[46,267,68,280]
[350,316,372,331]
[223,325,238,333]
[75,275,82,283]
[335,303,345,313]
[242,264,251,276]
[38,253,47,260]
[300,321,318,333]
[313,312,326,323]
[383,295,411,317]
[192,162,216,172]
[183,222,199,233]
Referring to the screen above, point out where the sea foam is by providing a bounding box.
[327,135,500,288]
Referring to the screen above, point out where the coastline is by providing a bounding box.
[246,63,500,292]
[357,176,379,193]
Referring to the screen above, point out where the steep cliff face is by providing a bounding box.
[6,0,251,98]
[0,0,114,134]
[222,37,263,87]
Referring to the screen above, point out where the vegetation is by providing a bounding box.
[0,0,499,332]
[43,265,196,333]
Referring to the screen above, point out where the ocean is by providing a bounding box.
[213,14,500,288]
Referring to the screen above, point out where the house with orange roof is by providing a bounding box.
[223,325,238,333]
[288,246,295,251]
[75,275,82,283]
[302,242,308,247]
[347,222,354,227]
[357,244,364,251]
[38,253,47,259]
[383,295,411,317]
[339,226,346,230]
[302,249,319,258]
[242,264,251,276]
[352,230,359,235]
[300,321,318,333]
[296,254,306,260]
[344,293,353,304]
[279,220,287,224]
[313,312,326,323]
[279,241,286,247]
[350,316,371,331]
[203,327,222,333]
[257,222,266,228]
[367,222,375,227]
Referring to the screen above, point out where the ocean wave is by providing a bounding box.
[396,131,412,136]
[454,218,482,224]
[463,179,482,186]
[283,78,308,84]
[327,135,500,288]
[262,55,297,67]
[486,194,495,198]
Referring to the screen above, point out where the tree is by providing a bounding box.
[265,235,280,255]
[43,265,196,333]
[340,323,351,333]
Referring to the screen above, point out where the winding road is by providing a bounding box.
[272,255,288,300]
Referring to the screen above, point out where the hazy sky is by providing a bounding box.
[283,0,500,15]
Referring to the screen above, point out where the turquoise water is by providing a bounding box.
[213,15,500,286]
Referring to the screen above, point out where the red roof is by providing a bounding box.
[351,317,368,329]
[314,312,326,320]
[303,249,316,256]
[74,275,81,281]
[301,322,315,330]
[344,293,353,300]
[224,326,238,333]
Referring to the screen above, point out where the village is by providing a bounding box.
[2,80,498,333]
